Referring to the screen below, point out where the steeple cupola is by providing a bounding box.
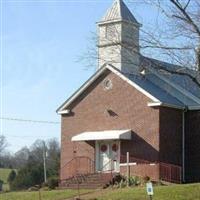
[97,0,141,73]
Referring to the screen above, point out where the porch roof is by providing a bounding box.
[71,130,132,141]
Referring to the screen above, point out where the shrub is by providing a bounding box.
[117,176,142,188]
[129,176,141,186]
[7,170,16,184]
[119,178,127,188]
[10,164,44,190]
[41,181,48,188]
[47,177,58,189]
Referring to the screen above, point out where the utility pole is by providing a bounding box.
[43,141,47,183]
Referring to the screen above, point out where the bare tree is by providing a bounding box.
[0,135,7,154]
[14,147,30,168]
[141,0,200,70]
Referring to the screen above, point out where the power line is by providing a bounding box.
[0,117,60,124]
[6,133,58,138]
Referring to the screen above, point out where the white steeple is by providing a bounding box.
[102,0,139,24]
[97,0,141,73]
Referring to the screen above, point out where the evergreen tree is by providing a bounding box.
[7,170,16,184]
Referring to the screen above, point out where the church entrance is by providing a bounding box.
[95,141,120,172]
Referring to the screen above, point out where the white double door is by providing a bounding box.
[96,141,120,172]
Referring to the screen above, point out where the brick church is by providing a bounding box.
[57,0,200,187]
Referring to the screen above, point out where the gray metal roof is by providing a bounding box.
[101,0,139,24]
[138,56,200,107]
[141,56,200,100]
[124,73,185,107]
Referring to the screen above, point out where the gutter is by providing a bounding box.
[148,102,184,110]
[148,102,200,111]
[57,110,71,115]
[188,105,200,110]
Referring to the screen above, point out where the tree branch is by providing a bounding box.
[170,0,200,37]
[142,57,200,88]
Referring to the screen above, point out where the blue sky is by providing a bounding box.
[1,0,163,153]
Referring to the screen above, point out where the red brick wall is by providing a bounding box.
[185,110,200,182]
[59,68,200,183]
[120,164,160,181]
[159,107,182,166]
[60,70,160,180]
[158,107,200,183]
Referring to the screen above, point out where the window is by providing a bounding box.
[103,79,112,90]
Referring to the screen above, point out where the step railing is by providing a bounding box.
[60,156,117,188]
[120,154,182,183]
[160,162,182,183]
[75,156,95,175]
[60,156,95,182]
[61,155,182,185]
[96,156,119,186]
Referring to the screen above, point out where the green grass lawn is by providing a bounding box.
[0,168,13,183]
[1,183,200,200]
[95,183,200,200]
[0,168,15,191]
[0,189,91,200]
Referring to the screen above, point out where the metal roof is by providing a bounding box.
[139,56,200,108]
[71,129,132,141]
[141,56,200,99]
[100,0,140,24]
[124,73,186,107]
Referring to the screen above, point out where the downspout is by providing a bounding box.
[182,107,187,183]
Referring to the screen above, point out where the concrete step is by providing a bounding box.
[61,183,105,189]
[60,172,119,189]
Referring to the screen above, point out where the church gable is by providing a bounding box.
[62,69,159,133]
[57,65,161,114]
[72,70,152,112]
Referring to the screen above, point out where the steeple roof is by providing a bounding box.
[100,0,139,25]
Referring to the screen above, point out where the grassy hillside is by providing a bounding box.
[0,189,91,200]
[0,168,16,191]
[1,183,200,200]
[0,168,12,183]
[94,183,200,200]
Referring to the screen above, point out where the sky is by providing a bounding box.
[1,0,164,153]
